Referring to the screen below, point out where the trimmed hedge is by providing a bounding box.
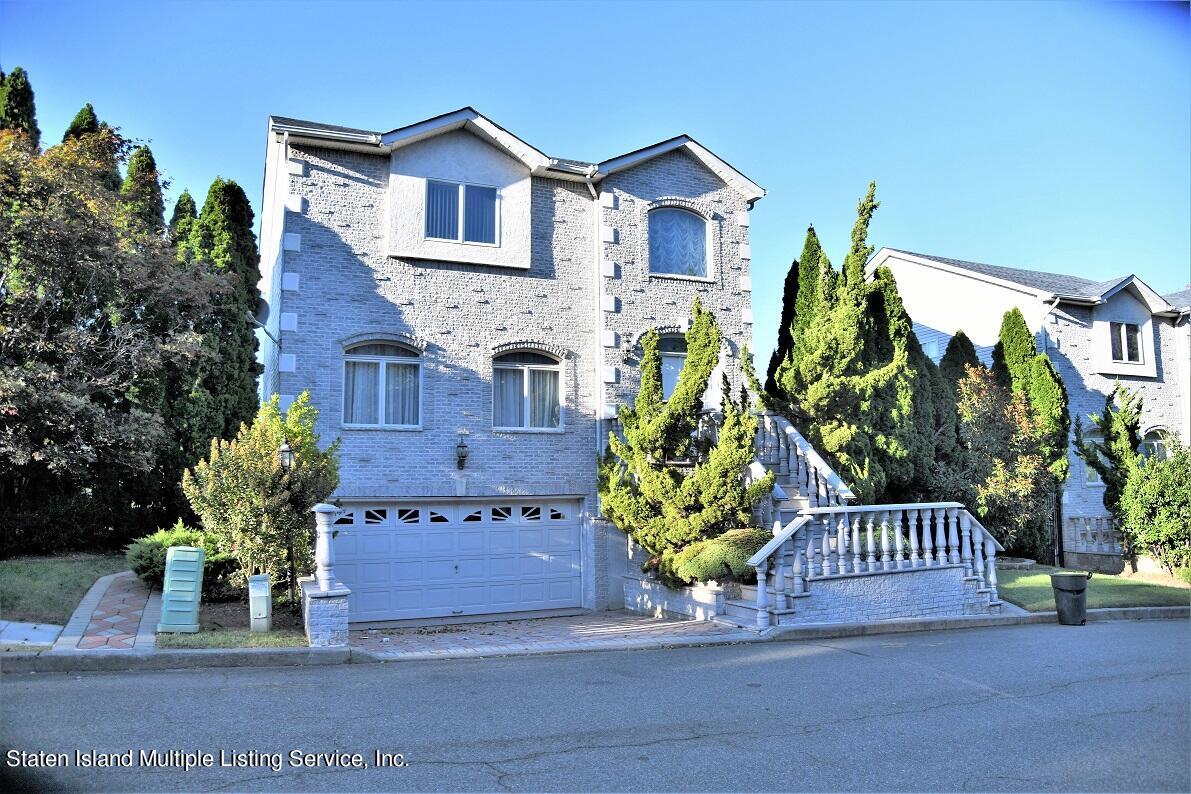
[659,527,771,587]
[125,521,238,601]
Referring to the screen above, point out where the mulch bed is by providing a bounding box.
[199,600,304,632]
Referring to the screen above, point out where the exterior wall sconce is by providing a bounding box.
[456,431,470,469]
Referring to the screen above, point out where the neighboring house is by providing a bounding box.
[257,107,763,624]
[869,248,1191,569]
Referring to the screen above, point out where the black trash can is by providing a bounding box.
[1051,571,1093,625]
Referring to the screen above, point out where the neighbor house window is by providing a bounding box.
[425,180,497,245]
[1109,322,1142,363]
[648,208,708,277]
[343,342,421,427]
[659,335,687,400]
[493,351,561,429]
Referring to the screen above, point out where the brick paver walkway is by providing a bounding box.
[75,572,150,650]
[351,611,749,660]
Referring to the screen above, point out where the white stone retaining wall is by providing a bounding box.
[790,566,994,624]
[623,574,724,621]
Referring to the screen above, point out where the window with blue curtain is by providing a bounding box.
[648,208,708,277]
[464,185,497,244]
[425,180,459,240]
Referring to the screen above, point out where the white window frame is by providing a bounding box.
[1109,321,1143,364]
[492,353,564,433]
[661,352,687,401]
[341,344,423,430]
[647,207,713,281]
[424,178,501,247]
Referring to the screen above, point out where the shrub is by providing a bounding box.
[1121,440,1191,575]
[658,528,770,587]
[124,520,238,601]
[183,392,339,598]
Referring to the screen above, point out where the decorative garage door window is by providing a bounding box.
[343,342,421,428]
[332,500,582,622]
[648,207,708,277]
[493,351,561,430]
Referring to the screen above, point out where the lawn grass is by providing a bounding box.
[0,554,128,625]
[156,628,307,649]
[998,565,1191,612]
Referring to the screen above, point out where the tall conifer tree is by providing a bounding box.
[120,146,166,232]
[0,66,40,147]
[939,330,982,389]
[169,190,198,249]
[63,103,100,142]
[765,252,800,396]
[185,178,263,463]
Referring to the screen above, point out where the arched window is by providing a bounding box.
[648,208,708,277]
[659,335,687,400]
[1082,432,1104,485]
[1142,429,1169,461]
[493,351,561,429]
[343,342,421,427]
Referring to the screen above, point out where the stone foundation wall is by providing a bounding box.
[622,574,723,621]
[788,565,997,624]
[300,577,350,647]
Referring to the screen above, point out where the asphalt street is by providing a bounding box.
[1,620,1188,792]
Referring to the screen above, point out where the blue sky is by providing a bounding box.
[3,0,1188,365]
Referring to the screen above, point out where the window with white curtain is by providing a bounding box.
[425,179,498,245]
[648,207,708,277]
[659,335,687,400]
[343,342,421,428]
[493,351,561,430]
[1141,429,1169,461]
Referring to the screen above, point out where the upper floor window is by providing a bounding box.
[1109,321,1142,363]
[1142,429,1169,461]
[426,180,498,245]
[659,335,687,400]
[493,351,561,430]
[343,342,421,428]
[648,208,707,278]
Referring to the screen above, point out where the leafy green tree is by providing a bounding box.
[0,128,216,554]
[0,66,39,147]
[168,189,197,247]
[599,299,774,584]
[184,178,264,464]
[119,145,165,232]
[939,330,982,389]
[1121,439,1191,575]
[183,393,340,596]
[1074,384,1143,528]
[63,103,99,142]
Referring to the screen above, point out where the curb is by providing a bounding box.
[2,606,1185,675]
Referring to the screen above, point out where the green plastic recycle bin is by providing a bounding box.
[1051,571,1093,625]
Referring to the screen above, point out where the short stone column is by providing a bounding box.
[301,503,352,647]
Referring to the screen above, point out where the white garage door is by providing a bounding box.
[332,499,583,622]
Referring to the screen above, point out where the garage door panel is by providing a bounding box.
[336,499,583,622]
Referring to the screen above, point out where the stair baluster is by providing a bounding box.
[971,522,986,588]
[892,509,905,569]
[984,538,999,600]
[836,513,849,574]
[865,513,877,572]
[851,515,863,573]
[879,510,893,570]
[946,507,961,565]
[908,509,921,567]
[920,507,934,566]
[959,511,973,575]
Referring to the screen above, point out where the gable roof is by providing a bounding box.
[1164,287,1191,310]
[268,108,764,202]
[869,248,1183,316]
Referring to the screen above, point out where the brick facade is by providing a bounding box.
[265,132,755,614]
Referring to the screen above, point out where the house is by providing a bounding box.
[868,248,1191,570]
[256,107,763,624]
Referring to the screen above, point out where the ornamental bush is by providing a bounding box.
[125,520,238,601]
[599,299,774,585]
[658,527,771,586]
[182,392,339,598]
[1121,439,1191,575]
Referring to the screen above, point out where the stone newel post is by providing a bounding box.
[299,503,351,647]
[312,502,339,591]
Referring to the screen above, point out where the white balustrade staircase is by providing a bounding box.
[715,412,1005,630]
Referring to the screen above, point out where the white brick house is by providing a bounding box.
[869,248,1191,569]
[257,108,763,624]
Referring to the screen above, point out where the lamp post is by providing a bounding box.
[279,438,297,609]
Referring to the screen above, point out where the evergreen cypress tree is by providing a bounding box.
[63,102,100,142]
[841,182,879,290]
[185,178,263,462]
[771,229,833,406]
[764,252,800,397]
[120,146,166,232]
[991,308,1035,391]
[939,330,982,389]
[599,299,774,583]
[1074,385,1142,524]
[0,66,40,147]
[169,190,198,249]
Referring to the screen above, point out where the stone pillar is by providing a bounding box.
[302,503,352,647]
